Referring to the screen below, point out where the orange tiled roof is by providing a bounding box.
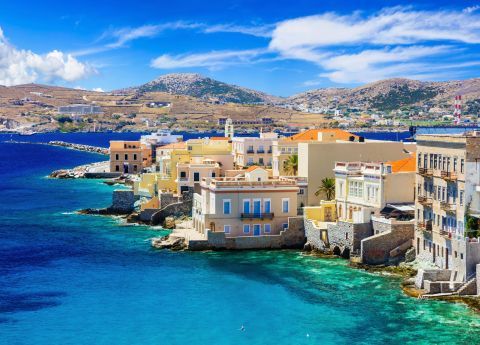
[285,129,359,141]
[246,165,262,172]
[210,137,229,140]
[387,156,415,173]
[158,142,186,149]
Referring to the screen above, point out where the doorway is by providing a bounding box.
[253,224,261,236]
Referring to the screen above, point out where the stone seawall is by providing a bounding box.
[304,219,327,250]
[326,221,372,252]
[361,221,414,265]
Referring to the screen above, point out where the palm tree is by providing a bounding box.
[283,154,298,176]
[315,177,335,200]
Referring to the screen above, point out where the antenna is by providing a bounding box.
[454,95,462,125]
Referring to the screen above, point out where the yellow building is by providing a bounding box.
[272,129,360,177]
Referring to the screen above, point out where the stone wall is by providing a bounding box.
[145,188,194,225]
[304,219,326,250]
[361,221,414,265]
[110,190,135,213]
[326,221,372,252]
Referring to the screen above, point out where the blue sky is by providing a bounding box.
[0,0,479,95]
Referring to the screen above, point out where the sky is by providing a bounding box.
[0,0,479,96]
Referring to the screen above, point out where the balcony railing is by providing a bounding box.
[440,229,454,239]
[267,149,272,153]
[417,196,432,207]
[246,149,255,154]
[257,149,265,154]
[440,201,456,212]
[441,171,457,182]
[418,167,433,177]
[417,220,433,231]
[241,212,274,219]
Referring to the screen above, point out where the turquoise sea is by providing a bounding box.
[1,132,480,344]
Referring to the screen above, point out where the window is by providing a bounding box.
[211,172,216,178]
[194,172,200,182]
[115,165,120,172]
[460,190,464,206]
[223,199,231,215]
[243,224,250,234]
[248,157,254,164]
[243,199,251,213]
[453,158,457,172]
[461,159,465,173]
[282,198,290,213]
[264,199,271,213]
[125,154,128,160]
[264,224,271,233]
[133,165,137,172]
[224,225,231,234]
[418,153,422,168]
[180,171,186,178]
[282,223,288,230]
[259,157,264,165]
[133,154,137,160]
[115,154,119,160]
[298,188,304,195]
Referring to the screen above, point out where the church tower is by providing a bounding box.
[225,118,234,139]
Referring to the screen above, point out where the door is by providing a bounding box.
[445,248,449,269]
[123,162,129,174]
[264,200,271,214]
[253,200,261,216]
[253,224,261,236]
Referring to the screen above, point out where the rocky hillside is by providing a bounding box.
[289,78,480,112]
[127,73,282,104]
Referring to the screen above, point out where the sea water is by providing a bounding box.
[1,134,479,345]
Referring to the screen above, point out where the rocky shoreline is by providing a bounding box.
[49,161,111,179]
[47,141,109,155]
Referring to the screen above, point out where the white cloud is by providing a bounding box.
[270,7,480,53]
[202,24,273,38]
[0,27,94,86]
[151,48,268,69]
[266,7,480,84]
[464,5,480,14]
[92,87,104,92]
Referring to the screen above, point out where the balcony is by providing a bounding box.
[267,149,272,153]
[246,149,255,154]
[418,167,433,177]
[241,212,274,220]
[441,171,457,182]
[440,201,456,213]
[257,149,265,154]
[417,220,433,231]
[440,229,454,239]
[417,196,432,207]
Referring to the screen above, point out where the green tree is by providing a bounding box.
[283,154,298,176]
[315,177,336,200]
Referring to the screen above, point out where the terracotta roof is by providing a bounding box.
[387,156,415,173]
[285,129,359,141]
[210,137,229,140]
[246,165,262,172]
[158,142,186,150]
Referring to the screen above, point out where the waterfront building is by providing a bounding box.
[231,132,277,168]
[140,129,183,162]
[272,129,360,177]
[415,132,480,283]
[109,140,151,174]
[192,166,299,237]
[298,139,414,206]
[334,157,415,224]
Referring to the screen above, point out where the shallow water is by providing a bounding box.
[0,135,479,344]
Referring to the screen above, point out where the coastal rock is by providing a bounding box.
[163,217,176,229]
[151,235,186,250]
[404,247,416,263]
[303,242,313,251]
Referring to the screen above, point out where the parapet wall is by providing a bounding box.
[361,221,414,265]
[111,190,135,213]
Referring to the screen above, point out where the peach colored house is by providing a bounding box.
[109,141,151,174]
[193,166,299,237]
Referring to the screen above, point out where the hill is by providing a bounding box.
[288,78,480,113]
[124,73,282,104]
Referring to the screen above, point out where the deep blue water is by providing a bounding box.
[1,133,479,345]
